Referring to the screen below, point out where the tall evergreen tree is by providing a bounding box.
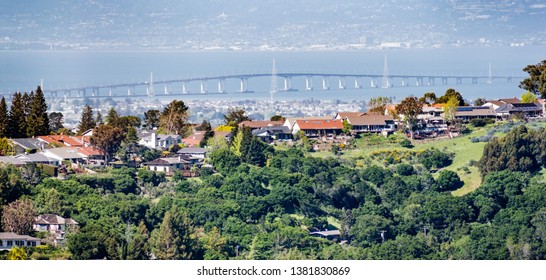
[151,208,199,260]
[127,221,150,260]
[143,109,160,130]
[105,107,120,128]
[77,104,96,135]
[0,97,8,138]
[26,86,50,137]
[95,111,103,126]
[8,92,27,138]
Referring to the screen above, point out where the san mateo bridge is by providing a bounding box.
[36,59,523,99]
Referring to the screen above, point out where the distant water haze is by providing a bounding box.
[0,46,544,102]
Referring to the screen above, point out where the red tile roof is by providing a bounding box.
[295,119,344,130]
[37,135,90,147]
[76,146,102,156]
[182,132,204,147]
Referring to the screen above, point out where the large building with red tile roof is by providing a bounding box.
[37,135,91,148]
[292,119,344,137]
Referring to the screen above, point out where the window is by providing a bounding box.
[7,240,13,246]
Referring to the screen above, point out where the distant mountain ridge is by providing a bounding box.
[0,0,544,50]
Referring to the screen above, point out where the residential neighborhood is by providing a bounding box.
[0,95,543,178]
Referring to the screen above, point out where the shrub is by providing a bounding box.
[400,139,413,148]
[435,170,463,191]
[418,148,453,170]
[470,118,487,127]
[396,163,414,176]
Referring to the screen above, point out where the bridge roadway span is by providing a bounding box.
[40,72,523,98]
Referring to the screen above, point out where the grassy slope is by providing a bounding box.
[310,126,492,196]
[413,129,488,196]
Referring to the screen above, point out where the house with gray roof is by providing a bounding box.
[142,155,203,176]
[495,103,543,119]
[42,147,86,164]
[10,138,45,155]
[0,156,26,166]
[34,214,78,246]
[14,153,58,165]
[0,232,41,251]
[176,147,207,159]
[454,106,497,122]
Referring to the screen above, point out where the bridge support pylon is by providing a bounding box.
[200,80,208,94]
[354,78,362,89]
[322,77,329,90]
[338,77,345,90]
[283,77,292,91]
[305,76,313,91]
[416,77,423,87]
[239,78,248,93]
[218,79,225,93]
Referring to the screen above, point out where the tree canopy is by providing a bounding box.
[159,100,189,135]
[519,60,546,98]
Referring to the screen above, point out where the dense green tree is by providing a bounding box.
[396,163,414,176]
[419,92,437,105]
[26,86,49,137]
[443,95,459,125]
[118,116,141,130]
[0,138,15,156]
[90,124,125,165]
[0,97,8,138]
[436,88,467,106]
[34,188,62,215]
[105,107,120,127]
[143,109,160,130]
[479,125,540,177]
[202,226,228,260]
[196,120,214,148]
[435,170,463,192]
[8,92,27,138]
[224,107,251,126]
[77,104,96,135]
[209,148,241,175]
[159,100,189,135]
[151,208,200,260]
[519,60,546,98]
[116,126,142,164]
[342,119,352,134]
[367,96,392,114]
[270,115,285,121]
[67,222,114,260]
[521,91,538,103]
[48,112,64,133]
[395,96,423,139]
[0,165,28,206]
[95,110,103,125]
[473,97,487,106]
[126,221,150,260]
[419,148,453,170]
